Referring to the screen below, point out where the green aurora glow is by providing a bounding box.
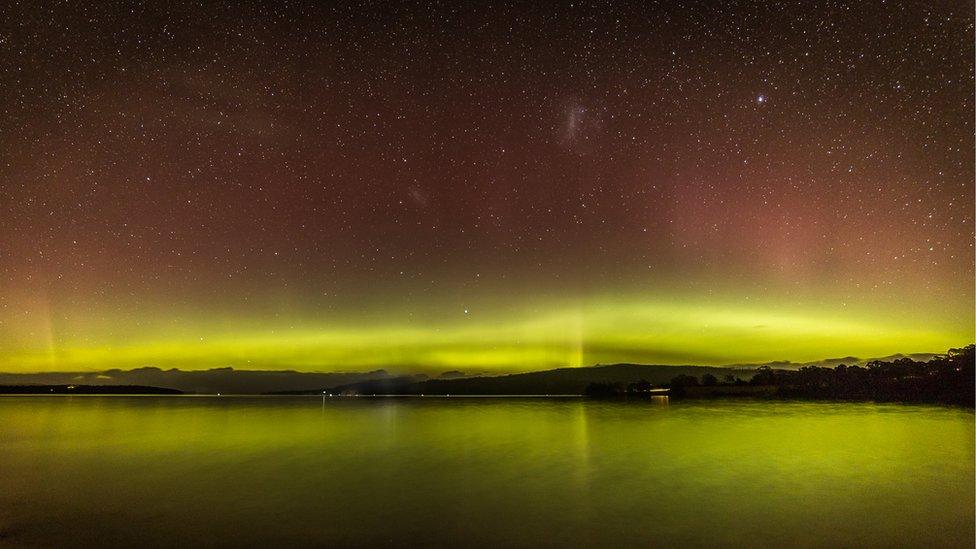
[1,2,972,374]
[4,289,971,373]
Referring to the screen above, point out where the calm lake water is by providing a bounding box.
[0,396,972,548]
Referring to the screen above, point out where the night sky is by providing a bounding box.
[1,1,972,373]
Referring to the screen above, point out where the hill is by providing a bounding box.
[279,364,753,395]
[0,367,392,395]
[723,353,942,371]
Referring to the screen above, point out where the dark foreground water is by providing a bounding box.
[0,396,972,548]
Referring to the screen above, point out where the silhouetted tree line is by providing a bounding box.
[585,379,659,397]
[752,345,974,405]
[586,346,975,405]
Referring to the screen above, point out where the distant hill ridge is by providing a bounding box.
[722,353,940,370]
[0,367,392,395]
[0,351,950,395]
[279,364,751,396]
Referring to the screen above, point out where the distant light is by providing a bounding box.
[757,95,766,104]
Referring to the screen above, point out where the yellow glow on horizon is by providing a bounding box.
[1,293,969,373]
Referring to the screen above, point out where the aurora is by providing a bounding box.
[0,2,973,548]
[3,290,969,373]
[0,0,971,376]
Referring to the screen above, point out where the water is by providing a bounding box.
[0,396,972,548]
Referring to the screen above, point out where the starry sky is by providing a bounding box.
[0,1,972,373]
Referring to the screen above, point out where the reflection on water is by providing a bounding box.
[0,396,972,547]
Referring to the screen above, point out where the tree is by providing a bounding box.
[627,379,653,393]
[670,374,699,387]
[751,365,777,385]
[585,382,624,397]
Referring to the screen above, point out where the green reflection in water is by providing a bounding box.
[0,396,972,547]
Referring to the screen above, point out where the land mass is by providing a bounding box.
[277,345,976,406]
[0,368,392,395]
[0,347,971,405]
[273,364,750,395]
[0,384,183,395]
